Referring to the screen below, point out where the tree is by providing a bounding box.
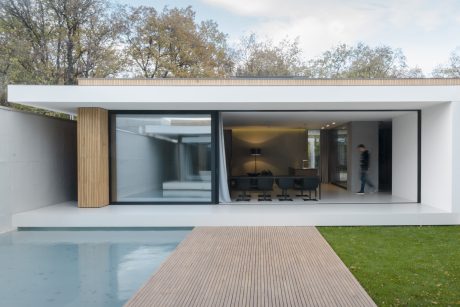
[0,0,123,91]
[0,23,13,103]
[1,0,57,85]
[235,34,306,77]
[308,43,424,78]
[1,1,434,110]
[46,0,123,83]
[120,6,233,78]
[432,48,460,77]
[75,5,124,78]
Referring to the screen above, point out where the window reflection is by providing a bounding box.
[111,114,212,202]
[331,128,348,188]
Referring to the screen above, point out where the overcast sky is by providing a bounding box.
[117,0,460,75]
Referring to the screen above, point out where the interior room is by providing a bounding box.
[222,111,419,204]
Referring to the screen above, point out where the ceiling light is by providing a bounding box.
[326,124,330,127]
[332,122,336,125]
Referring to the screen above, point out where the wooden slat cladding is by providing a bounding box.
[125,227,376,307]
[77,108,109,208]
[78,78,460,87]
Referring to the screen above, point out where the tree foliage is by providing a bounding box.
[432,48,460,77]
[235,34,306,77]
[2,0,452,114]
[0,0,122,88]
[307,43,424,78]
[120,6,233,78]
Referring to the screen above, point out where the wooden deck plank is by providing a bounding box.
[125,227,376,307]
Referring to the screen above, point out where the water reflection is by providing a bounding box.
[0,230,189,307]
[115,244,177,301]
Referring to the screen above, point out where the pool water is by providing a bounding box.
[0,229,190,307]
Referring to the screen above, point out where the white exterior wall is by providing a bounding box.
[452,101,460,213]
[6,83,460,224]
[421,103,453,212]
[392,112,418,202]
[0,108,77,232]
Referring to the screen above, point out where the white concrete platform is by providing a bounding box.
[12,201,460,227]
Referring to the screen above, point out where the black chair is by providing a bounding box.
[276,177,295,201]
[257,177,274,201]
[297,176,320,201]
[235,177,252,201]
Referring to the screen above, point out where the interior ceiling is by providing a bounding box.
[222,111,412,129]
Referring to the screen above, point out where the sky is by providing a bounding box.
[117,0,460,75]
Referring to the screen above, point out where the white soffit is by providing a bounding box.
[8,84,460,115]
[222,111,412,129]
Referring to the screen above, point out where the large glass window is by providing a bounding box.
[111,113,214,203]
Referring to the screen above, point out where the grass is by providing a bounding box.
[318,226,460,306]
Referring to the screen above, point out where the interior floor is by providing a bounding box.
[230,183,412,204]
[118,190,210,203]
[120,184,413,203]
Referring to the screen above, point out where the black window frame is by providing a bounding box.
[108,109,421,205]
[109,110,219,205]
[220,109,422,204]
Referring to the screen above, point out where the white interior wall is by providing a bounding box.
[230,129,307,176]
[115,131,176,199]
[0,107,76,233]
[421,103,452,211]
[348,122,379,193]
[392,112,418,202]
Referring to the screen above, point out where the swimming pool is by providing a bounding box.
[0,228,191,307]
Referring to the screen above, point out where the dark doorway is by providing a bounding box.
[378,122,392,192]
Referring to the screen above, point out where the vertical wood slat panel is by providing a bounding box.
[78,78,460,86]
[77,108,109,208]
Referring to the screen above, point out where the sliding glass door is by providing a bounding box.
[110,112,216,203]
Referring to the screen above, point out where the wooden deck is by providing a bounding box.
[125,227,376,307]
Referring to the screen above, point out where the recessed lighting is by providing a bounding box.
[332,122,336,125]
[326,124,330,127]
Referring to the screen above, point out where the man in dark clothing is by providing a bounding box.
[356,144,375,195]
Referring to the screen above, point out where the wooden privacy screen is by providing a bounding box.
[77,108,109,208]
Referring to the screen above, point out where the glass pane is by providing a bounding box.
[112,114,212,202]
[331,128,348,188]
[307,130,320,169]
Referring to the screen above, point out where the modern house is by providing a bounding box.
[5,78,460,227]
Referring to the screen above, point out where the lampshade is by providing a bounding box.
[250,148,261,156]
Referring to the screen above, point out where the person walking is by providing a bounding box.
[356,144,375,195]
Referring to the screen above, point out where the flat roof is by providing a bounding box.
[77,78,460,86]
[8,79,460,114]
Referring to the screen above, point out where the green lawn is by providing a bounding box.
[318,226,460,306]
